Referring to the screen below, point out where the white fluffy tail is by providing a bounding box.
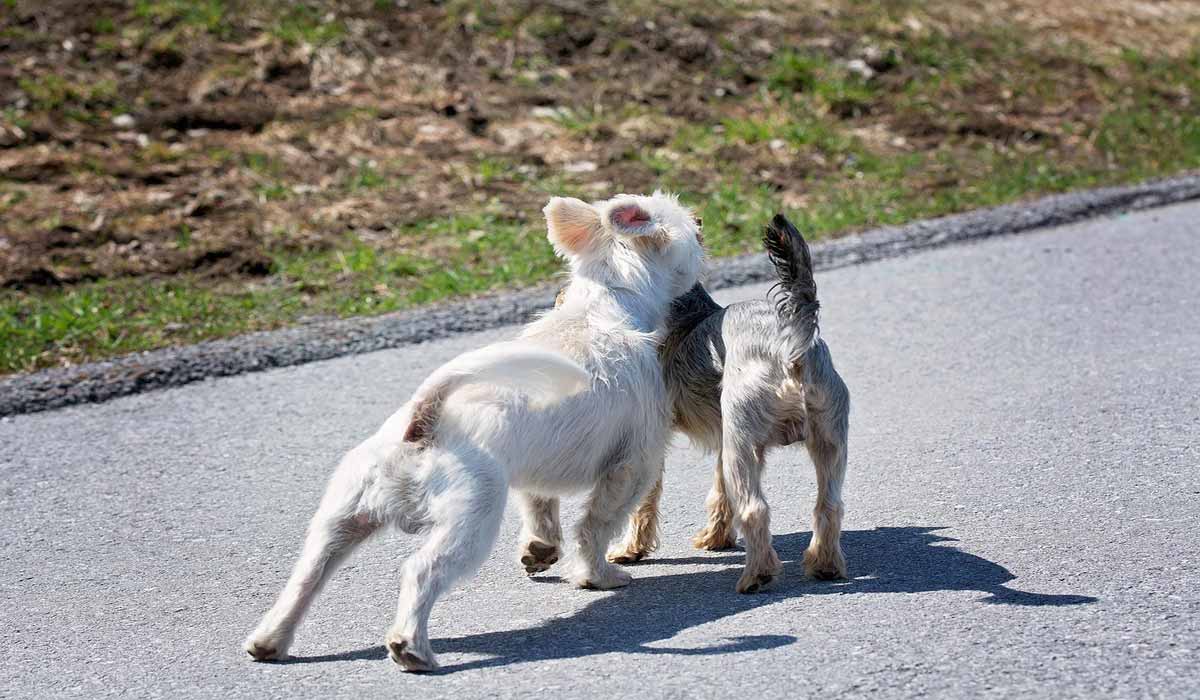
[402,342,590,443]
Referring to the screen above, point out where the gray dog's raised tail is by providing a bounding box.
[764,213,820,364]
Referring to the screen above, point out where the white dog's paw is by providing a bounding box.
[574,563,633,590]
[386,636,439,673]
[519,540,561,575]
[243,632,290,662]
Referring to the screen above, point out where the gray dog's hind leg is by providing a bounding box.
[801,342,850,580]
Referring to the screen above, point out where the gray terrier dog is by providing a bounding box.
[535,214,849,593]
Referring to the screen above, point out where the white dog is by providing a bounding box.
[243,192,704,672]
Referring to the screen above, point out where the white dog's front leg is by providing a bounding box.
[516,492,562,575]
[572,457,659,590]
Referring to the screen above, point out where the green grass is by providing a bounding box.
[767,50,824,93]
[1,214,561,372]
[17,76,118,114]
[134,0,228,36]
[2,281,279,373]
[125,0,346,45]
[5,95,1198,375]
[254,182,293,201]
[0,185,28,214]
[692,104,1200,257]
[271,4,345,45]
[277,214,563,309]
[5,90,1195,377]
[474,156,526,186]
[343,162,390,191]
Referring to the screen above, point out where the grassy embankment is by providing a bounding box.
[2,0,1198,373]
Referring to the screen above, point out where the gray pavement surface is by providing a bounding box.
[2,201,1198,698]
[5,172,1200,418]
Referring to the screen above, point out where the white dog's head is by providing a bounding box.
[543,191,704,307]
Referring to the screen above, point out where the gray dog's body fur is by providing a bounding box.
[534,215,851,592]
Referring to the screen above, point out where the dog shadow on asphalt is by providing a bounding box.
[281,526,1096,672]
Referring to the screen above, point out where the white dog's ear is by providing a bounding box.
[544,197,602,258]
[610,202,652,232]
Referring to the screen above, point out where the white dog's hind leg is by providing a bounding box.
[386,461,506,673]
[517,493,562,575]
[244,447,381,661]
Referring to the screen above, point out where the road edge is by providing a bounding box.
[4,172,1199,417]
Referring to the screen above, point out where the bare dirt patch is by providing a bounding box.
[1,0,757,286]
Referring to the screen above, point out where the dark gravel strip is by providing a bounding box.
[4,173,1199,417]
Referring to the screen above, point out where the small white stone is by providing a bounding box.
[846,59,875,80]
[111,114,136,128]
[563,160,598,174]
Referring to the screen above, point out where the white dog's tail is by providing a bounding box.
[402,342,590,443]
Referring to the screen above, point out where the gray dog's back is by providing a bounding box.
[662,283,844,451]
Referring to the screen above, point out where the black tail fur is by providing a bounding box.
[764,213,820,363]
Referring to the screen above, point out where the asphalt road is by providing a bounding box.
[2,201,1198,698]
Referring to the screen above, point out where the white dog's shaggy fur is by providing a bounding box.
[243,192,704,672]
